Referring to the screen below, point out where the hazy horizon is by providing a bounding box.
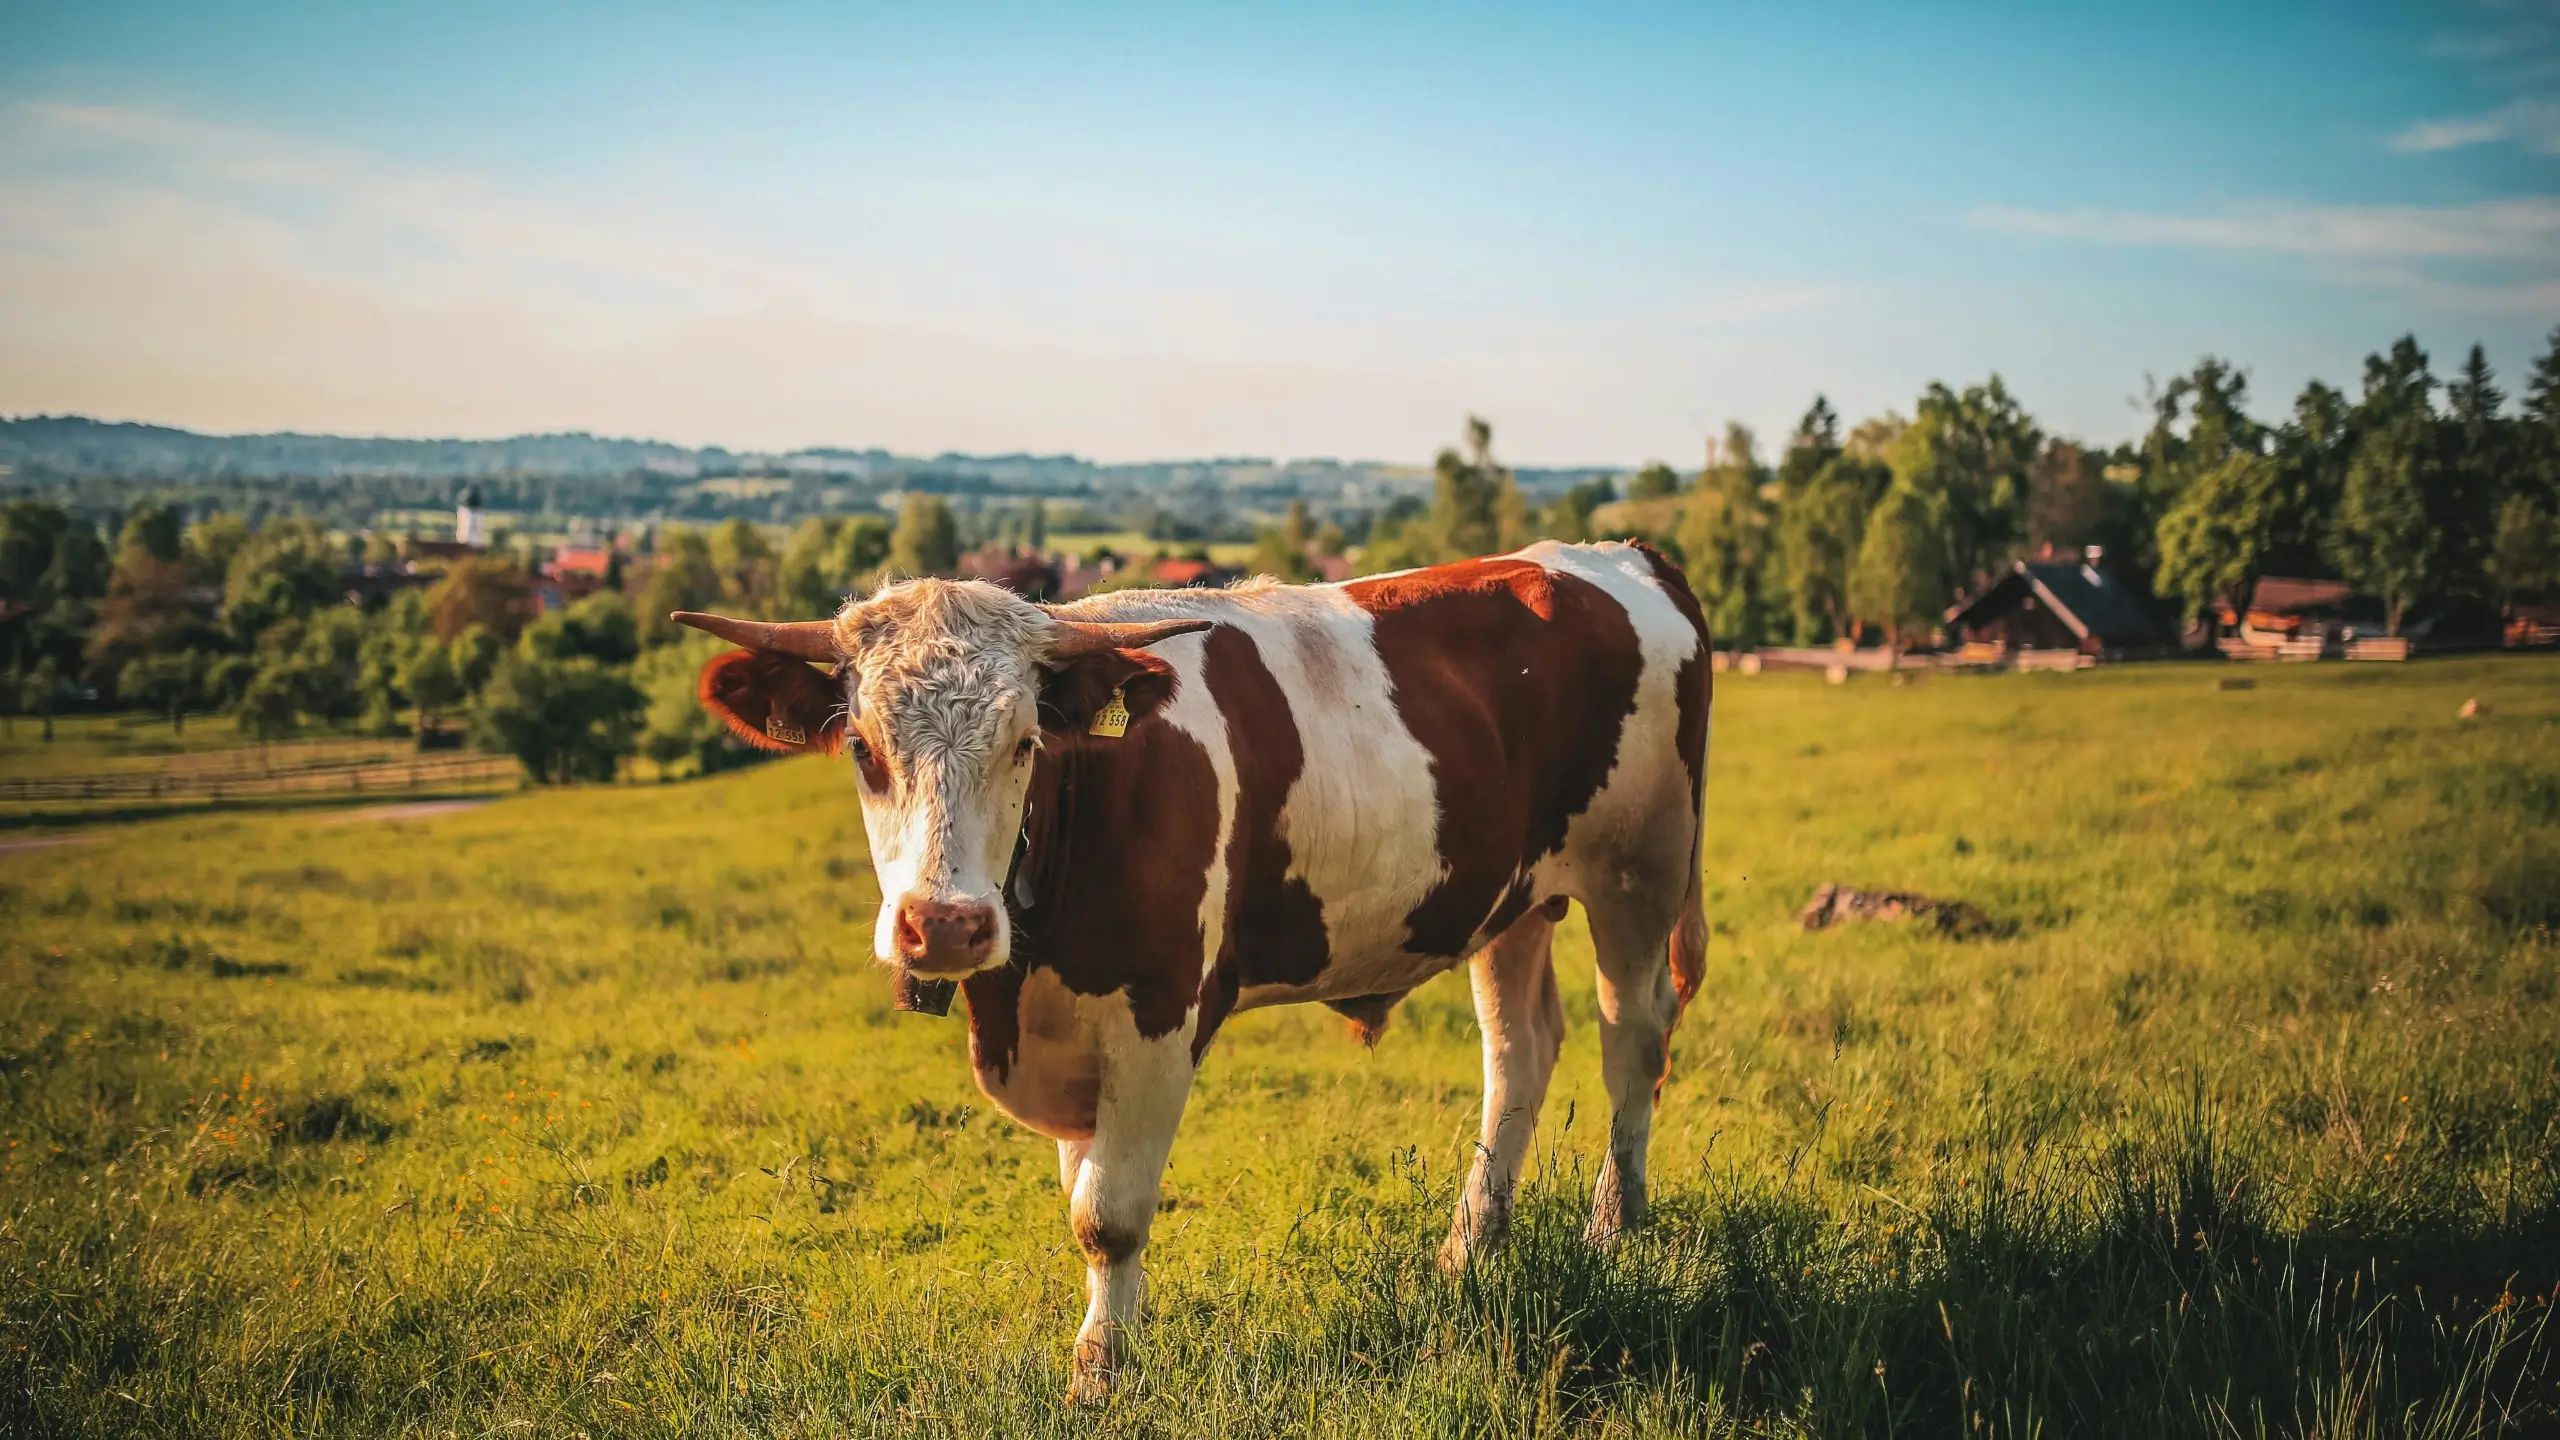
[5,1,2556,466]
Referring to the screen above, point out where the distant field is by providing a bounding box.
[0,712,279,776]
[3,656,2556,1436]
[1049,530,1261,568]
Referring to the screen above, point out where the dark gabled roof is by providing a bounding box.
[1946,560,2168,645]
[2247,575,2354,615]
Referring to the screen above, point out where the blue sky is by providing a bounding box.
[1,1,2554,463]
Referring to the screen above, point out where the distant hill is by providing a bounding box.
[0,416,1620,497]
[0,416,713,480]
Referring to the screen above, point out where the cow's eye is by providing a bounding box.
[1013,736,1037,762]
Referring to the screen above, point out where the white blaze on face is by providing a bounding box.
[834,582,1055,969]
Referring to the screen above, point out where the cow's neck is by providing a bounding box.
[1002,740,1094,962]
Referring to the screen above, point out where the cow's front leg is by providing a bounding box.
[1066,1008,1196,1403]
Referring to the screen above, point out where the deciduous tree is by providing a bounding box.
[1679,423,1772,644]
[887,495,960,578]
[1847,484,1947,657]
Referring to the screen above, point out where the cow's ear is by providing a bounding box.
[1038,648,1179,735]
[697,650,847,755]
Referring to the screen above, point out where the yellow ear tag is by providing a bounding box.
[764,715,806,746]
[1088,686,1131,738]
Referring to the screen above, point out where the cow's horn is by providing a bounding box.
[670,612,840,661]
[1043,616,1214,661]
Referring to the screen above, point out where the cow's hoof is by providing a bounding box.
[1067,1363,1115,1405]
[1068,1330,1120,1404]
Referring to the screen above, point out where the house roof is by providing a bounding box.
[1946,560,2167,645]
[1152,558,1224,587]
[2248,576,2355,615]
[548,546,613,578]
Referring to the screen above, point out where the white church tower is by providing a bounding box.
[456,485,486,548]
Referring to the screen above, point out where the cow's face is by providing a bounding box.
[678,581,1204,979]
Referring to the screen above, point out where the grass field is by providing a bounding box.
[1050,530,1263,568]
[4,656,2556,1437]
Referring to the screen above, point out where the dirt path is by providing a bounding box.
[1,797,497,854]
[0,834,98,857]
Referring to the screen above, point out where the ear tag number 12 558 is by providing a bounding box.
[1089,686,1131,738]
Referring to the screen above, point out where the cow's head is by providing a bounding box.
[675,580,1207,979]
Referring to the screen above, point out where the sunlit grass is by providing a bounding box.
[3,656,2555,1435]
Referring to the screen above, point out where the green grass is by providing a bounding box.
[3,656,2556,1437]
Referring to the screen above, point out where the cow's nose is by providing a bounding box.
[892,897,997,973]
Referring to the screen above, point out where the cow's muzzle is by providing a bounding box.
[892,896,998,976]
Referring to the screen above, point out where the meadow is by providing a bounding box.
[3,655,2556,1438]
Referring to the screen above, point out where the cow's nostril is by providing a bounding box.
[894,904,931,957]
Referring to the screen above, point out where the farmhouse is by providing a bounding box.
[2214,576,2405,659]
[1944,555,2169,663]
[2509,600,2560,649]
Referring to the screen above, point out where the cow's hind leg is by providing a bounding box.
[1439,897,1566,1272]
[1582,891,1683,1244]
[1066,1012,1196,1403]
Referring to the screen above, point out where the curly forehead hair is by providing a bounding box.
[831,578,1052,754]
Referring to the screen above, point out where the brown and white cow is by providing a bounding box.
[677,540,1711,1399]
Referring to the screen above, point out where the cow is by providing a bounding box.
[675,539,1711,1400]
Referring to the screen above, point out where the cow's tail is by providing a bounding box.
[1668,853,1706,1013]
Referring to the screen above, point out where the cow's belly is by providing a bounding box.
[1231,925,1470,1012]
[971,967,1106,1140]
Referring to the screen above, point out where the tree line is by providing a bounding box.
[0,496,964,779]
[1361,330,2560,648]
[5,327,2555,782]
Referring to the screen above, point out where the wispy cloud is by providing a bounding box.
[0,97,1847,459]
[4,100,847,324]
[2387,97,2560,154]
[2394,6,2560,154]
[1970,197,2560,262]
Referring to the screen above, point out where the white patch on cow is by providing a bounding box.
[1066,990,1200,1400]
[975,966,1119,1139]
[1053,583,1446,1009]
[1520,541,1704,899]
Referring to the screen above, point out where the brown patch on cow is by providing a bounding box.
[1323,991,1407,1046]
[960,962,1028,1084]
[695,650,847,755]
[1074,1210,1145,1266]
[1001,701,1222,1048]
[1346,559,1643,957]
[1191,626,1331,1058]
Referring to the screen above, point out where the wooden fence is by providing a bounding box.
[0,751,519,804]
